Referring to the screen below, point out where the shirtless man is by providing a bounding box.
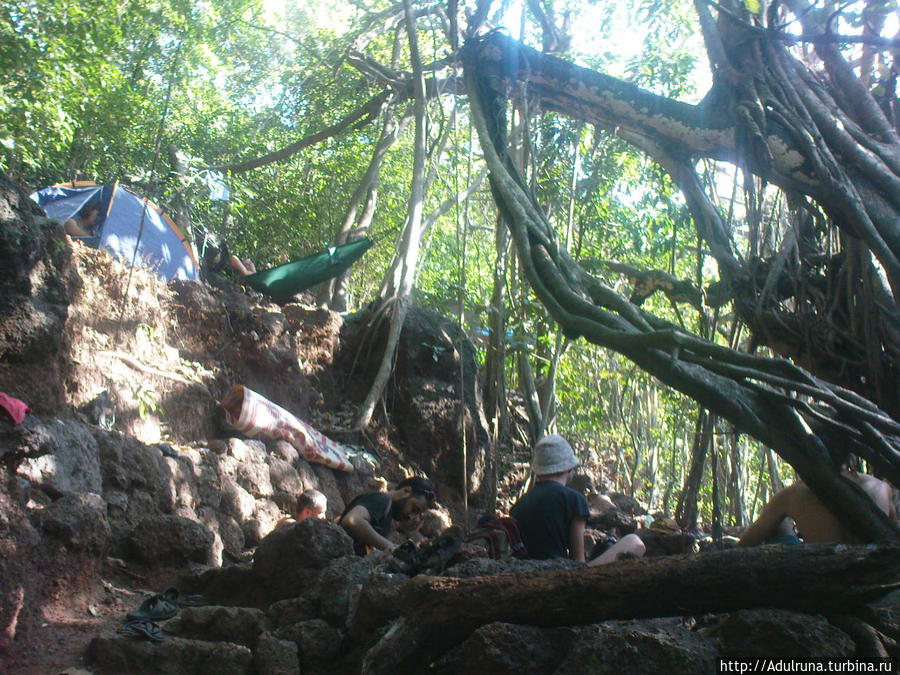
[64,203,101,237]
[738,470,898,546]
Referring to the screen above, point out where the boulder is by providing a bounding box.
[267,594,319,629]
[215,513,246,561]
[312,464,344,515]
[128,514,214,565]
[163,454,201,513]
[192,563,259,607]
[313,555,378,627]
[242,500,283,548]
[861,589,900,639]
[432,622,579,674]
[294,457,319,492]
[346,571,411,638]
[32,492,110,553]
[608,492,647,516]
[184,448,223,510]
[253,632,299,675]
[0,175,79,412]
[219,477,256,522]
[95,431,175,513]
[275,619,343,675]
[235,459,273,498]
[345,449,378,476]
[245,439,268,464]
[554,619,719,674]
[2,418,55,478]
[89,633,252,675]
[269,440,299,466]
[590,493,618,515]
[17,420,102,494]
[252,518,353,602]
[163,606,270,647]
[270,490,297,516]
[267,456,304,496]
[589,508,636,535]
[106,490,163,554]
[716,609,855,658]
[224,438,254,463]
[254,518,353,575]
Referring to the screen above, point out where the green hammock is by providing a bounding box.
[241,237,373,303]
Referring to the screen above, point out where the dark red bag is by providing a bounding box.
[463,517,528,559]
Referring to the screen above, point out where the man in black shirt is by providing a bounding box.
[339,476,436,555]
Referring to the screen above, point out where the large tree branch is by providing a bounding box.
[471,32,737,158]
[463,38,900,545]
[470,31,900,298]
[217,91,392,174]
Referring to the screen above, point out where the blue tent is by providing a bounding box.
[32,181,199,281]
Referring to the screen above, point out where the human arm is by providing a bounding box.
[64,218,92,237]
[738,487,793,547]
[568,515,586,562]
[340,504,395,552]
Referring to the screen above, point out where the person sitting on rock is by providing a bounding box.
[512,434,645,565]
[738,469,898,547]
[339,476,436,555]
[275,488,327,530]
[64,202,102,237]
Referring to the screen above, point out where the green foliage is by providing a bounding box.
[5,0,795,525]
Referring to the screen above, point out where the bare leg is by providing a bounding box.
[588,533,645,566]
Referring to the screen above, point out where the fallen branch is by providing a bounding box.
[363,544,900,674]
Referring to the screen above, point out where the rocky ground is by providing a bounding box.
[1,173,898,673]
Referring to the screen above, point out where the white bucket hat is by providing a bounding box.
[532,434,579,476]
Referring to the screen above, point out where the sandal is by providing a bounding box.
[117,619,164,642]
[127,587,180,621]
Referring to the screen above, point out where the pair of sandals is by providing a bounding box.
[116,618,163,642]
[117,587,180,642]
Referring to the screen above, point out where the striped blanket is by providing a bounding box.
[220,385,353,472]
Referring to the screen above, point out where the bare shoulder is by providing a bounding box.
[846,472,895,517]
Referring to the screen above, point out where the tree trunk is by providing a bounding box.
[482,211,511,442]
[676,409,711,529]
[324,104,413,310]
[356,0,428,429]
[363,544,900,674]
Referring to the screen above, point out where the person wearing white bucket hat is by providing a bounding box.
[511,434,646,565]
[510,434,590,561]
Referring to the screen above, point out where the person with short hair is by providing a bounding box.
[64,202,101,237]
[275,488,327,530]
[512,434,645,565]
[339,477,436,555]
[738,470,899,547]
